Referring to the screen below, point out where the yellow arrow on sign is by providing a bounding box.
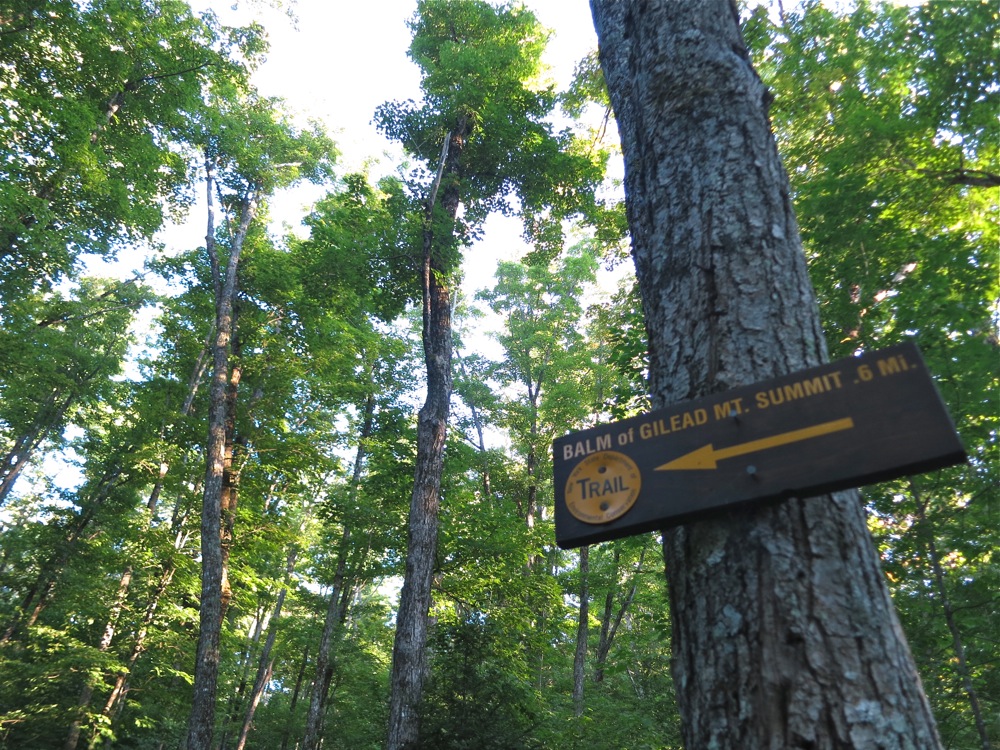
[656,417,855,471]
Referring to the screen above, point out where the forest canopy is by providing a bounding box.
[0,1,995,748]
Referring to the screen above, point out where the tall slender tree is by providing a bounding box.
[376,3,603,746]
[185,92,335,750]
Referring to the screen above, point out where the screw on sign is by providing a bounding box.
[552,342,966,549]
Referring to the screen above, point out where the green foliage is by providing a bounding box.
[293,173,417,323]
[586,279,649,421]
[561,50,610,119]
[375,0,606,260]
[419,618,540,750]
[0,0,264,303]
[0,2,993,749]
[202,89,337,198]
[743,2,998,744]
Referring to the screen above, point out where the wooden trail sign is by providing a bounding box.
[553,342,966,549]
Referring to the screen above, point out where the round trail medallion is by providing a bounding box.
[565,450,641,524]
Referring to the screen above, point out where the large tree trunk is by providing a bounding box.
[590,2,942,747]
[386,121,467,750]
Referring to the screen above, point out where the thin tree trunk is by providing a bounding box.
[64,567,133,750]
[525,388,540,530]
[386,121,467,750]
[302,530,350,750]
[70,344,204,749]
[90,563,176,748]
[303,395,373,750]
[186,150,260,750]
[221,517,294,749]
[1,468,121,642]
[93,484,193,748]
[590,2,941,747]
[455,351,492,498]
[0,389,74,506]
[595,546,645,683]
[234,588,287,750]
[218,601,267,750]
[279,645,309,750]
[912,482,991,750]
[572,545,590,717]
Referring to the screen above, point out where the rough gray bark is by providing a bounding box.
[386,122,467,750]
[590,1,942,748]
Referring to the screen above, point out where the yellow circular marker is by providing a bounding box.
[565,451,642,525]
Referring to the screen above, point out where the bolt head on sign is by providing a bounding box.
[552,342,966,549]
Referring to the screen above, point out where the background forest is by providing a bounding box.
[0,1,996,749]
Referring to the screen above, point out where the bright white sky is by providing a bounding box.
[179,0,604,300]
[240,0,598,169]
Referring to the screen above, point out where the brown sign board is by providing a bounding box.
[553,342,966,549]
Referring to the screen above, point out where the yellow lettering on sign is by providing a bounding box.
[657,417,856,471]
[562,433,614,460]
[713,398,745,420]
[877,354,911,376]
[638,408,707,440]
[755,370,844,409]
